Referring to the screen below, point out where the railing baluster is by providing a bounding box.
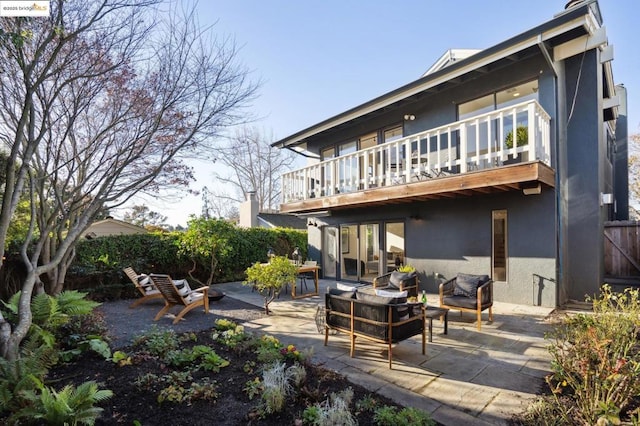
[281,100,551,203]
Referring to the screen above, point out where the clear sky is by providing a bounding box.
[144,0,639,227]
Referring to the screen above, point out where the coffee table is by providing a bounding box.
[423,305,449,342]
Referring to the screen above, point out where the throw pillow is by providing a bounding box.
[453,273,483,297]
[328,287,356,298]
[389,271,416,289]
[174,279,192,296]
[375,289,408,299]
[357,290,407,305]
[336,283,357,291]
[136,274,154,293]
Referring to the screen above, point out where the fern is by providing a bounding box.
[10,378,113,425]
[0,345,58,413]
[56,291,100,317]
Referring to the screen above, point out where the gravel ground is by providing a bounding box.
[97,294,267,348]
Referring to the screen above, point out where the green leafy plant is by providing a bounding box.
[243,256,297,314]
[164,345,230,372]
[60,337,111,362]
[111,351,132,366]
[545,284,640,425]
[1,290,100,349]
[132,326,179,357]
[373,405,435,426]
[302,405,321,425]
[10,378,113,426]
[254,334,285,365]
[505,125,528,148]
[0,344,58,415]
[243,377,264,400]
[211,322,248,348]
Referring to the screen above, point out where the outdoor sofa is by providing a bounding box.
[324,286,425,368]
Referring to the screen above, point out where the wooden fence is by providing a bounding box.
[604,221,640,283]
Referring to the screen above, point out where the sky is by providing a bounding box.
[136,0,639,227]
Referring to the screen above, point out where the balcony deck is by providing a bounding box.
[281,100,554,214]
[280,161,555,214]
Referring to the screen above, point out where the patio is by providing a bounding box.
[213,278,556,426]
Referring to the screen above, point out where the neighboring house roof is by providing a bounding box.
[81,218,148,238]
[257,213,306,230]
[271,0,609,152]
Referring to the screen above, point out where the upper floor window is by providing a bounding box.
[459,80,539,119]
[383,126,403,143]
[321,125,402,161]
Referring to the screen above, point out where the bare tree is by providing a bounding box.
[123,205,168,228]
[0,0,257,360]
[213,126,296,212]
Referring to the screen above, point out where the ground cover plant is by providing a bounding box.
[514,285,640,425]
[41,319,437,425]
[0,290,436,426]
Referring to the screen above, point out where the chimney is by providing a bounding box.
[565,0,585,8]
[239,191,258,228]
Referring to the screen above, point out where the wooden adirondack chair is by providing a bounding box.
[123,267,164,308]
[149,274,209,324]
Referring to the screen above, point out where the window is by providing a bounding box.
[458,80,538,166]
[385,222,405,271]
[492,210,507,281]
[383,126,403,143]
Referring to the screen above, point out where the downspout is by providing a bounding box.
[538,36,563,306]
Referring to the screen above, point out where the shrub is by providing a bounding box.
[545,284,640,425]
[243,256,297,315]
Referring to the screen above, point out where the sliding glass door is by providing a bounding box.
[337,222,402,282]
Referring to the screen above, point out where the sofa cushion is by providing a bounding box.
[389,271,416,289]
[356,290,407,305]
[328,287,356,298]
[453,273,488,297]
[443,295,479,309]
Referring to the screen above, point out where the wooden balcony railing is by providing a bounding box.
[282,100,551,203]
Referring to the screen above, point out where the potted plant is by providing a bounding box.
[504,125,528,149]
[243,256,297,315]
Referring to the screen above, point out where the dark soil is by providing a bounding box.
[44,297,428,426]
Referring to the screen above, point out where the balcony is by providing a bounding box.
[281,100,554,214]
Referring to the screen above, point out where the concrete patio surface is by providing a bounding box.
[213,279,556,426]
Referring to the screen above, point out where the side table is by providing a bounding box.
[423,305,449,342]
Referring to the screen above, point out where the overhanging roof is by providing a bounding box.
[271,0,603,152]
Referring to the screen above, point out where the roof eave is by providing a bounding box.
[271,2,596,150]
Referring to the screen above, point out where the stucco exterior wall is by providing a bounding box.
[311,188,557,307]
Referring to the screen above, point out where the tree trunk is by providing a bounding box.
[0,271,37,361]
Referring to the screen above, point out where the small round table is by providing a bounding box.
[423,305,449,342]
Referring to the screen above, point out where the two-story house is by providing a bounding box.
[271,0,628,308]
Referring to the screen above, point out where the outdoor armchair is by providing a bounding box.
[373,270,418,298]
[149,274,209,324]
[439,273,493,331]
[123,267,163,308]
